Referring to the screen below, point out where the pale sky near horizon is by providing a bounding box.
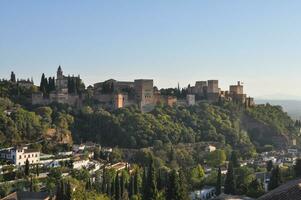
[1,1,301,99]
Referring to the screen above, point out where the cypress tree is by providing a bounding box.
[67,76,71,92]
[111,179,115,198]
[230,151,240,168]
[75,77,80,94]
[224,162,236,195]
[10,71,16,82]
[30,177,33,192]
[73,78,77,94]
[145,156,158,200]
[129,176,135,197]
[102,170,107,193]
[106,179,111,197]
[36,164,39,177]
[142,167,147,199]
[106,181,110,196]
[56,180,67,200]
[61,180,66,199]
[121,172,126,197]
[49,77,52,91]
[25,159,30,177]
[167,169,184,200]
[65,181,72,200]
[115,173,121,200]
[294,159,301,178]
[134,171,139,195]
[269,166,282,190]
[56,181,62,200]
[47,77,55,92]
[40,73,46,94]
[178,168,189,200]
[47,77,52,93]
[157,168,162,191]
[52,77,56,90]
[266,160,273,172]
[86,178,92,190]
[44,76,48,93]
[169,146,176,162]
[216,167,222,196]
[166,170,175,200]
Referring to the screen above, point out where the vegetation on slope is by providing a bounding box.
[72,103,255,157]
[0,79,298,156]
[244,103,299,149]
[0,97,73,149]
[247,103,297,135]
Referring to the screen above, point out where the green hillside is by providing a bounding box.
[0,80,298,156]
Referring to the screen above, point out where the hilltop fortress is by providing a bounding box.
[31,66,254,112]
[32,66,82,106]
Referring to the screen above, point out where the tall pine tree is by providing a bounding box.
[25,159,30,177]
[64,181,72,200]
[115,173,121,200]
[36,164,39,177]
[224,162,236,195]
[40,73,46,95]
[294,159,301,178]
[129,175,135,197]
[122,172,127,196]
[178,168,189,200]
[216,167,222,196]
[230,151,240,168]
[269,166,282,190]
[144,156,158,200]
[167,169,188,200]
[134,170,139,195]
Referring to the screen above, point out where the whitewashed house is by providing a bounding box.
[189,186,216,200]
[73,159,89,169]
[72,144,85,152]
[0,146,40,166]
[205,145,216,152]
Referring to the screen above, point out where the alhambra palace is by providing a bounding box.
[28,66,254,112]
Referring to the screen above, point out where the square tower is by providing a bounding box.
[134,79,154,111]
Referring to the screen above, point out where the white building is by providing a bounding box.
[189,186,216,200]
[72,144,85,152]
[288,149,298,155]
[73,159,89,169]
[263,156,277,163]
[205,145,216,152]
[0,146,40,166]
[106,162,129,172]
[186,94,196,106]
[39,157,71,168]
[58,151,73,157]
[200,186,216,200]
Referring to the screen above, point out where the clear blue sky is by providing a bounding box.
[1,0,301,99]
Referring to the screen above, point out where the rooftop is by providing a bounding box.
[24,149,39,153]
[1,191,50,200]
[258,178,301,200]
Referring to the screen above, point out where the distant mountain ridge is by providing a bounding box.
[256,94,301,100]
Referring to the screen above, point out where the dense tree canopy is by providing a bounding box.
[72,103,258,158]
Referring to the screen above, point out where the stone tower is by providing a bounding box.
[55,66,68,92]
[57,65,63,79]
[134,79,154,112]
